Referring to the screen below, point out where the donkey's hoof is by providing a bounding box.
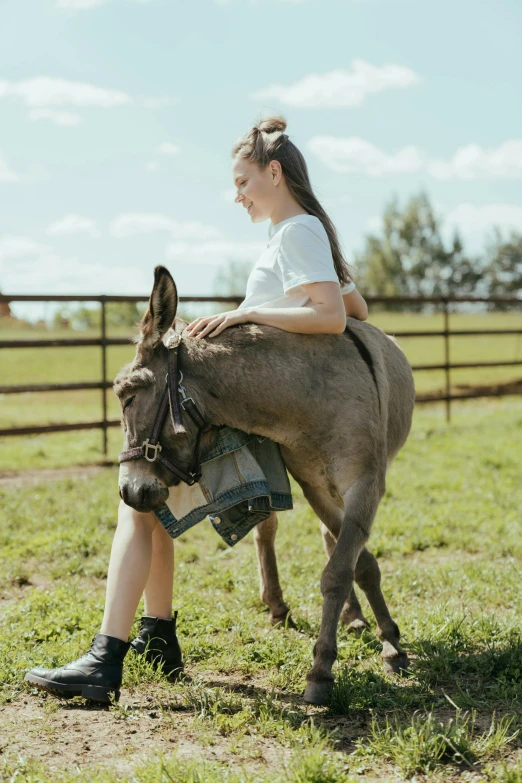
[382,651,409,675]
[303,680,333,705]
[344,617,370,634]
[270,611,296,629]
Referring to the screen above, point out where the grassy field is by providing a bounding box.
[0,310,521,470]
[1,398,522,781]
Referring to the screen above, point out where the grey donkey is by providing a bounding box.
[116,267,416,705]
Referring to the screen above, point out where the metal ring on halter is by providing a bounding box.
[178,370,190,401]
[143,439,162,462]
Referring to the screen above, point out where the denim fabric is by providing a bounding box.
[153,427,293,547]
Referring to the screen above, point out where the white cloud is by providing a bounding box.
[47,214,100,237]
[42,261,149,294]
[0,77,131,109]
[165,239,264,267]
[0,235,50,261]
[252,60,420,108]
[110,213,223,240]
[428,140,522,180]
[145,161,159,172]
[28,108,82,126]
[0,233,153,297]
[308,136,522,181]
[1,78,175,128]
[158,142,180,157]
[444,203,522,245]
[307,136,423,176]
[0,233,256,307]
[56,0,109,7]
[4,257,152,296]
[0,152,20,183]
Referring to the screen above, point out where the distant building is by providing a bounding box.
[0,297,13,318]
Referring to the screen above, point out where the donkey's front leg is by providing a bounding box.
[304,474,382,705]
[253,512,293,626]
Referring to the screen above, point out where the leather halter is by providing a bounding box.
[118,332,211,486]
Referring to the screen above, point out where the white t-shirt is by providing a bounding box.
[237,214,355,312]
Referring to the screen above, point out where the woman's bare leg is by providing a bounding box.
[143,523,174,620]
[100,500,159,642]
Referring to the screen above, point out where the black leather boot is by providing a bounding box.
[24,633,130,704]
[130,612,183,680]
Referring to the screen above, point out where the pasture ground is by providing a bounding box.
[1,398,522,781]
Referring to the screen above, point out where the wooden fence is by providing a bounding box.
[1,293,521,454]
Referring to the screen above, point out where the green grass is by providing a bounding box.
[1,399,522,780]
[355,710,517,777]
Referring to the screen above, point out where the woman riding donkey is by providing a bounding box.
[25,116,372,704]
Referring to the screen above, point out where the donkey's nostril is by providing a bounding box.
[118,481,168,512]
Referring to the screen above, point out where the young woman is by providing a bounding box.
[25,116,368,703]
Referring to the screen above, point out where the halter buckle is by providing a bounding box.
[143,439,162,462]
[165,332,181,350]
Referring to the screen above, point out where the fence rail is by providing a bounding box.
[1,293,521,450]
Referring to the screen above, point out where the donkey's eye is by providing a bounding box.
[122,395,136,412]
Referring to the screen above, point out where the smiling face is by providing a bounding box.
[232,157,280,223]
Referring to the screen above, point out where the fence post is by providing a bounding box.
[100,296,108,456]
[443,297,451,423]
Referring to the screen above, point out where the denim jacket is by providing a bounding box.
[152,427,293,547]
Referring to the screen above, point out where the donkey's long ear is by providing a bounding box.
[137,266,178,360]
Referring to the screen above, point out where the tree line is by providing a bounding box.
[354,192,521,307]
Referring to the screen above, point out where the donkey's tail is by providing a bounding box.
[343,323,382,417]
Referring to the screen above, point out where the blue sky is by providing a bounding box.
[1,0,521,317]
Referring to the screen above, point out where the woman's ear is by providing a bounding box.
[137,266,178,361]
[270,160,282,183]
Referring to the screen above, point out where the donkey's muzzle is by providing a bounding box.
[119,480,169,513]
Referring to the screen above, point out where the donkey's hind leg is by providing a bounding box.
[303,473,382,705]
[321,523,369,632]
[253,512,294,627]
[322,523,408,672]
[354,548,408,674]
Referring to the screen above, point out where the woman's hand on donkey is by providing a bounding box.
[186,309,249,340]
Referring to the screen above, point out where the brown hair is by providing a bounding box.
[232,115,352,285]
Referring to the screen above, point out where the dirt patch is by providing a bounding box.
[0,464,115,490]
[0,694,216,775]
[0,678,304,777]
